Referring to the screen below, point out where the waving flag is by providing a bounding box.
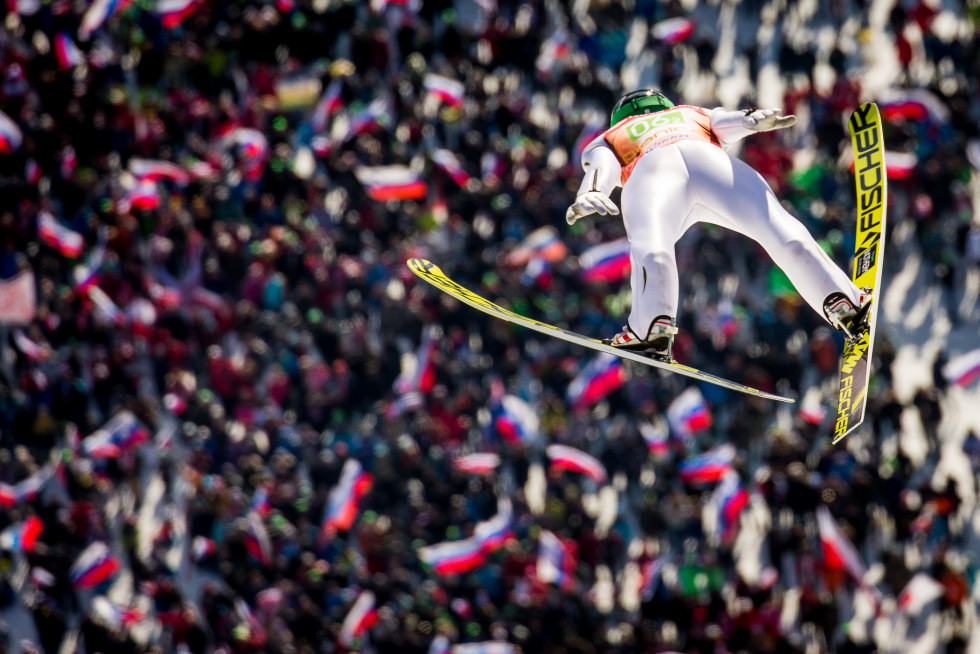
[638,558,664,601]
[394,326,438,395]
[431,149,472,188]
[82,411,149,458]
[423,74,464,107]
[453,453,501,474]
[452,643,519,654]
[192,536,216,561]
[250,483,272,517]
[537,530,575,590]
[354,165,428,201]
[128,158,191,185]
[0,467,54,507]
[86,287,126,325]
[79,0,131,39]
[418,537,485,575]
[816,505,867,583]
[878,88,950,124]
[12,330,47,362]
[0,516,43,552]
[666,387,712,438]
[579,238,630,282]
[92,596,143,629]
[897,573,944,615]
[474,499,513,552]
[481,151,506,185]
[53,33,84,69]
[345,97,392,140]
[311,79,344,134]
[320,459,373,535]
[546,444,608,483]
[38,213,84,257]
[709,470,749,544]
[536,29,572,77]
[678,443,735,485]
[493,394,539,446]
[566,352,625,411]
[942,348,980,387]
[338,590,378,648]
[245,510,273,566]
[651,16,696,43]
[154,0,200,28]
[639,422,668,456]
[0,110,22,154]
[504,226,567,266]
[69,541,120,588]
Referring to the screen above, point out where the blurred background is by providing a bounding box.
[0,0,979,651]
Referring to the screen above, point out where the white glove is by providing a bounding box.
[742,108,797,132]
[565,191,619,225]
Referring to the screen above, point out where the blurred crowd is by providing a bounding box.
[1,0,980,652]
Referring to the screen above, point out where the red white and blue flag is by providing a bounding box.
[942,348,980,388]
[345,97,392,140]
[250,483,272,517]
[666,387,712,438]
[453,453,501,475]
[53,33,84,69]
[0,516,43,552]
[816,505,867,583]
[394,325,438,395]
[354,165,428,201]
[38,213,84,258]
[504,226,567,266]
[678,443,735,485]
[0,466,53,507]
[79,0,131,39]
[312,79,344,134]
[566,352,625,411]
[638,558,664,601]
[493,394,539,446]
[338,590,379,648]
[579,238,630,282]
[423,73,464,107]
[82,411,149,458]
[192,535,216,561]
[537,530,575,590]
[154,0,200,28]
[418,536,485,575]
[69,541,120,588]
[245,510,273,566]
[474,499,513,552]
[546,444,608,484]
[431,148,472,188]
[710,470,749,544]
[639,422,669,456]
[535,29,572,77]
[320,458,373,535]
[92,596,144,629]
[878,88,949,124]
[0,110,22,155]
[651,16,696,44]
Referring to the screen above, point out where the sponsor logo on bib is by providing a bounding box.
[627,111,684,140]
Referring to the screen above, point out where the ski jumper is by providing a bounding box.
[576,105,861,339]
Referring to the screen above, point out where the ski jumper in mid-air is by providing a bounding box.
[566,89,870,357]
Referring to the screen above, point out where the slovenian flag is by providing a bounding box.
[579,238,630,282]
[566,352,625,411]
[546,444,608,484]
[338,590,379,648]
[878,88,949,125]
[431,149,472,188]
[79,0,131,39]
[223,127,268,180]
[639,422,669,456]
[678,443,735,485]
[354,165,428,201]
[69,541,120,588]
[0,516,43,552]
[345,97,391,140]
[710,470,749,544]
[816,505,867,583]
[942,348,980,387]
[493,394,539,446]
[451,642,519,654]
[320,458,373,535]
[154,0,200,28]
[37,213,84,257]
[244,510,273,566]
[453,453,501,474]
[53,33,84,69]
[423,73,464,107]
[311,78,344,134]
[128,158,191,185]
[666,387,713,438]
[92,596,144,629]
[0,466,54,507]
[81,411,149,459]
[504,226,567,266]
[0,110,22,154]
[651,16,696,44]
[537,530,575,590]
[418,536,486,576]
[474,499,513,553]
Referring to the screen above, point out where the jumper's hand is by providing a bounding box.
[565,191,619,225]
[743,108,797,132]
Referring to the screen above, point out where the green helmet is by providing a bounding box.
[610,90,675,126]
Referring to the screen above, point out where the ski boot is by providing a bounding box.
[823,288,873,341]
[604,316,678,361]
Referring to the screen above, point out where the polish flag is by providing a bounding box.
[423,73,464,107]
[816,505,867,583]
[666,387,713,438]
[546,444,608,484]
[418,537,486,575]
[942,348,980,387]
[338,590,379,648]
[579,238,630,282]
[453,453,501,475]
[128,158,191,185]
[53,32,84,69]
[154,0,200,28]
[37,213,84,257]
[493,394,539,446]
[354,165,428,201]
[320,458,373,535]
[0,516,43,552]
[69,541,120,588]
[0,110,22,154]
[678,443,735,485]
[566,353,625,411]
[431,148,472,188]
[651,16,696,44]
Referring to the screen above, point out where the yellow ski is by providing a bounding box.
[407,258,793,403]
